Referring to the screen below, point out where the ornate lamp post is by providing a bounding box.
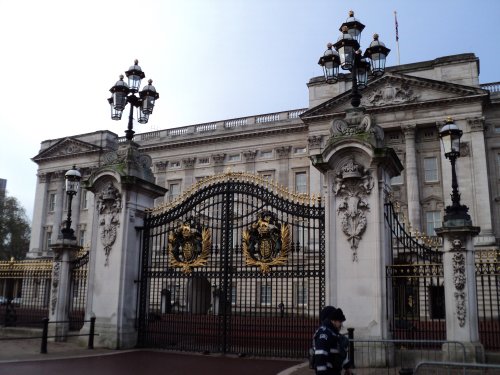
[318,11,391,107]
[108,60,159,141]
[439,117,472,226]
[61,166,81,240]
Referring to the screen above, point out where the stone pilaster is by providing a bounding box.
[401,124,421,231]
[467,117,496,246]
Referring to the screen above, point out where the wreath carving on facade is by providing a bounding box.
[168,219,211,274]
[242,210,290,274]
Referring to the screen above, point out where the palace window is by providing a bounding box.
[169,161,181,169]
[424,157,439,182]
[48,192,56,212]
[260,150,273,159]
[259,283,272,306]
[79,229,86,247]
[429,285,445,319]
[425,211,441,236]
[44,228,52,250]
[168,182,181,202]
[391,173,403,185]
[295,171,307,194]
[228,154,241,162]
[81,190,88,209]
[294,147,307,154]
[258,170,275,182]
[198,157,210,165]
[295,280,308,306]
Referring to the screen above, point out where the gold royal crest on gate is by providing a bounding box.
[242,211,290,274]
[168,219,211,274]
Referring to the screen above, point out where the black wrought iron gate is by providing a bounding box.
[137,172,325,358]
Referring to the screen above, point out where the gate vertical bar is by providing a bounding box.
[221,181,234,353]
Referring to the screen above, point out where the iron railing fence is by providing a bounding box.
[414,361,500,374]
[0,259,52,326]
[0,255,89,332]
[350,339,466,374]
[385,202,500,351]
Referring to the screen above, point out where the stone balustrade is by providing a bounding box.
[117,108,308,143]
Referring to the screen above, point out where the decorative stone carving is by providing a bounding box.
[364,82,419,107]
[308,135,323,148]
[459,141,470,157]
[243,151,257,161]
[275,146,292,158]
[102,146,154,181]
[401,124,416,139]
[155,161,168,172]
[182,158,196,168]
[38,173,49,183]
[212,153,226,165]
[467,116,485,132]
[330,112,384,145]
[334,158,374,261]
[451,239,467,327]
[97,182,122,266]
[50,252,61,315]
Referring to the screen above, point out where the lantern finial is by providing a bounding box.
[348,10,354,17]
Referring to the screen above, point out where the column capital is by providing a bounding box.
[243,150,257,161]
[275,146,291,158]
[467,116,485,132]
[182,157,196,169]
[401,123,417,139]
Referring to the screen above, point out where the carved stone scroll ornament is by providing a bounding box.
[97,182,122,266]
[50,253,61,315]
[451,239,467,327]
[334,159,374,261]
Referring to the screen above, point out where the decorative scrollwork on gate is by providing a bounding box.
[242,210,290,274]
[168,220,211,274]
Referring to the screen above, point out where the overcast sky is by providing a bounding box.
[0,0,498,220]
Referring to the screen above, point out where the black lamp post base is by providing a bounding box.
[60,228,76,241]
[443,204,472,227]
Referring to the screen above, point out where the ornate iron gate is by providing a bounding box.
[384,202,446,342]
[137,172,325,357]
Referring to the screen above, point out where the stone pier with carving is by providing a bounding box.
[83,141,167,348]
[311,108,403,339]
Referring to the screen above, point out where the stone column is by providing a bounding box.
[435,225,483,361]
[243,150,257,174]
[28,173,49,257]
[401,124,421,231]
[308,135,324,197]
[182,157,196,187]
[212,153,226,175]
[276,146,291,187]
[51,172,65,245]
[48,239,81,341]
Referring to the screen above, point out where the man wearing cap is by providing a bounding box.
[313,306,351,375]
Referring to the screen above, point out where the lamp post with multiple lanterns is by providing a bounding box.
[108,60,159,141]
[318,11,391,107]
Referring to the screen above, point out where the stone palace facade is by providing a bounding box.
[28,53,500,260]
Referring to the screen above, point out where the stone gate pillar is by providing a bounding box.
[49,239,81,341]
[83,141,167,349]
[435,220,483,361]
[311,108,403,339]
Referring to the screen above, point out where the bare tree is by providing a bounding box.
[0,194,31,260]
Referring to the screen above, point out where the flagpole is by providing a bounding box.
[394,11,400,65]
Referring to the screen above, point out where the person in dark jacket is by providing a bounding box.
[313,306,351,375]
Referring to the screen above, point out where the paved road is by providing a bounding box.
[0,339,303,375]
